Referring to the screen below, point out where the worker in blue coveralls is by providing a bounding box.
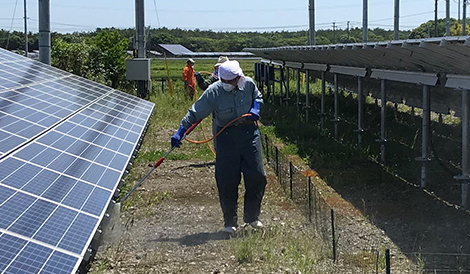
[171,60,267,234]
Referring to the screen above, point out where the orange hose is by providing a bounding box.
[198,71,216,77]
[185,114,253,144]
[200,122,216,156]
[191,85,213,154]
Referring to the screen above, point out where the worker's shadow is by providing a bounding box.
[170,161,216,171]
[152,231,232,246]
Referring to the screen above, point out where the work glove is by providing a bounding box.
[248,100,260,121]
[171,125,187,148]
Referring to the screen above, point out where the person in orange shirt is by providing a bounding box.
[182,58,197,99]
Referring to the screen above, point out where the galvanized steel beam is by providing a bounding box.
[371,69,438,86]
[330,65,367,77]
[334,73,339,139]
[455,88,470,208]
[446,74,470,90]
[321,72,326,130]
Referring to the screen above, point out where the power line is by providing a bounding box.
[369,11,435,23]
[6,0,19,49]
[152,0,160,28]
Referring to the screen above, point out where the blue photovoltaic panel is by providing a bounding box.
[0,233,79,274]
[0,48,154,273]
[158,44,194,55]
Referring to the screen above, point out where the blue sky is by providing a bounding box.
[0,0,465,33]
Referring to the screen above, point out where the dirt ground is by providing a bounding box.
[88,158,311,274]
[86,128,432,274]
[87,163,410,272]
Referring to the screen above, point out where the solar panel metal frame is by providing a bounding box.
[0,48,154,274]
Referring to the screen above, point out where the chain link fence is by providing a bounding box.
[262,132,470,273]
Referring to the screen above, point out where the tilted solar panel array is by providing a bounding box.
[0,48,154,274]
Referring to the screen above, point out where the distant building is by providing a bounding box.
[155,44,254,58]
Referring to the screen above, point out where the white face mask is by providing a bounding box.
[237,77,246,90]
[221,82,235,92]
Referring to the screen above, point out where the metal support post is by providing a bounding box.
[271,65,275,97]
[321,71,326,130]
[362,0,368,42]
[455,89,470,209]
[275,147,279,177]
[417,86,431,188]
[377,79,387,164]
[136,0,147,98]
[38,0,50,65]
[289,161,293,199]
[308,177,312,223]
[464,0,467,35]
[265,134,270,163]
[280,67,284,105]
[24,0,27,57]
[305,70,310,122]
[385,249,391,274]
[446,0,451,36]
[331,209,336,262]
[259,63,262,89]
[394,0,400,40]
[309,0,315,45]
[357,77,364,145]
[285,67,290,106]
[435,0,439,37]
[297,69,301,113]
[263,64,267,96]
[334,73,339,139]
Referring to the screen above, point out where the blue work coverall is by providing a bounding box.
[180,77,267,228]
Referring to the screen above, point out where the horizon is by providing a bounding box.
[1,0,465,34]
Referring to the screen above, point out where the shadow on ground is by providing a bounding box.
[261,99,470,270]
[153,231,231,246]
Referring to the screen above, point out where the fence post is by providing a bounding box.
[376,250,379,274]
[275,147,279,177]
[289,161,293,199]
[386,249,391,274]
[331,209,336,262]
[265,134,269,163]
[314,187,318,232]
[308,177,312,223]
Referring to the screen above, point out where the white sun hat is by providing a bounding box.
[219,60,244,80]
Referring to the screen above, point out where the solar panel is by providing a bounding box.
[0,48,155,273]
[158,44,194,55]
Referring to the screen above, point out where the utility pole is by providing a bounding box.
[135,0,147,98]
[459,0,461,23]
[24,0,27,57]
[347,21,350,40]
[38,0,50,65]
[308,0,315,45]
[435,0,438,37]
[136,0,145,59]
[446,0,450,36]
[394,0,399,40]
[464,0,467,35]
[332,22,336,43]
[363,0,368,42]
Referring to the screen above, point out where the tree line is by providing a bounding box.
[1,17,469,53]
[1,18,468,93]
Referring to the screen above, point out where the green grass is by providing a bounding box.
[120,58,257,204]
[232,226,326,273]
[151,58,257,80]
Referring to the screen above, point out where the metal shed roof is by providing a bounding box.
[158,44,194,55]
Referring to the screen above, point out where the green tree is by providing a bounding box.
[315,35,331,45]
[89,30,129,89]
[51,37,92,78]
